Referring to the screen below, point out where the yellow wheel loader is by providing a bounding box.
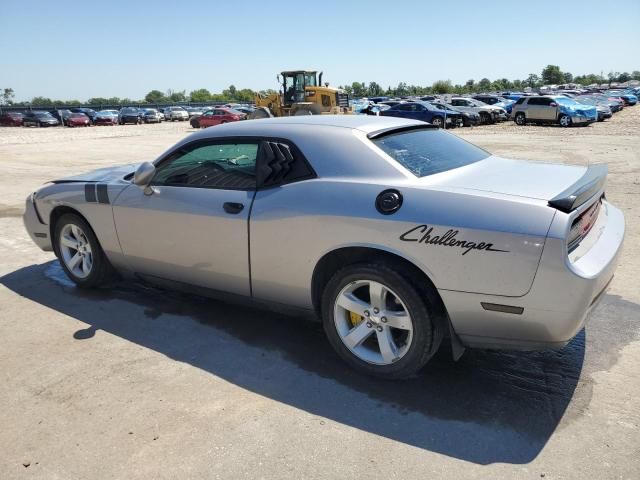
[251,70,351,119]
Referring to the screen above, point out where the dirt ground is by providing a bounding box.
[0,112,638,480]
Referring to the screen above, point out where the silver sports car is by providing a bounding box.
[23,116,625,379]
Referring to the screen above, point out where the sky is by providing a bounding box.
[1,0,639,101]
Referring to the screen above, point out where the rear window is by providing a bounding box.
[371,128,490,177]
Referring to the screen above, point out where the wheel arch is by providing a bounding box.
[49,205,99,256]
[311,245,463,358]
[311,246,442,317]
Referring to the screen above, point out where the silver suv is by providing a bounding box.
[164,106,189,121]
[512,95,597,127]
[447,97,505,124]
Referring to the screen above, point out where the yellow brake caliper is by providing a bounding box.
[349,311,364,327]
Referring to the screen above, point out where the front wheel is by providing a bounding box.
[514,112,526,126]
[558,114,572,127]
[54,213,114,288]
[322,262,443,379]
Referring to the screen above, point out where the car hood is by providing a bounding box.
[51,163,140,184]
[422,156,588,201]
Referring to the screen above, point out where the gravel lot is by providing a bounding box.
[1,111,639,480]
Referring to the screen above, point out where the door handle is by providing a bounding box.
[223,202,244,214]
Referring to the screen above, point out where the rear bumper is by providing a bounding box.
[443,200,624,350]
[23,194,53,252]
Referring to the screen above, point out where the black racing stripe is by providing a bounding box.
[96,184,110,204]
[85,184,97,203]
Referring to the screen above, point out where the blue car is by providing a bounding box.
[606,90,637,106]
[380,101,461,128]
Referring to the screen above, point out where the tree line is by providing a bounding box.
[1,66,638,106]
[338,66,640,98]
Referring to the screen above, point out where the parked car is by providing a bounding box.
[164,106,189,121]
[472,95,515,115]
[94,110,119,126]
[192,108,245,128]
[184,107,203,118]
[580,94,624,113]
[22,111,60,127]
[574,97,612,121]
[70,108,98,125]
[429,102,472,126]
[142,109,162,123]
[119,107,142,125]
[0,111,24,126]
[380,101,461,128]
[49,109,73,126]
[448,97,505,123]
[22,115,624,379]
[513,96,598,127]
[605,90,637,106]
[66,112,91,127]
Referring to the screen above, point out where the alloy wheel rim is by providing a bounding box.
[59,224,93,279]
[334,280,414,365]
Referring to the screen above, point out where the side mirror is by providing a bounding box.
[133,162,156,194]
[549,102,558,107]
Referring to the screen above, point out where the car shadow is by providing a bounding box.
[2,261,638,465]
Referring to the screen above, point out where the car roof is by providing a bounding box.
[187,115,424,140]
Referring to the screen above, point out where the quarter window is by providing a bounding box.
[153,142,259,190]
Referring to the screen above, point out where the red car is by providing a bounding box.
[0,111,24,126]
[67,113,90,127]
[192,108,245,128]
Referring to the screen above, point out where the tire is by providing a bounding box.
[321,262,444,379]
[37,121,42,128]
[514,112,526,126]
[479,112,490,124]
[53,213,114,288]
[558,114,572,128]
[431,116,443,128]
[191,120,200,129]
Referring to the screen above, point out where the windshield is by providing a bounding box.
[371,128,490,177]
[555,97,576,106]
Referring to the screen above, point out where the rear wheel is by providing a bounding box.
[431,116,443,128]
[322,262,443,379]
[54,213,114,288]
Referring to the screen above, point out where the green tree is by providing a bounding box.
[562,72,573,84]
[145,90,166,103]
[189,88,212,102]
[431,80,452,94]
[367,81,383,97]
[350,82,367,97]
[526,73,540,88]
[541,65,564,84]
[1,88,15,105]
[477,78,492,91]
[617,72,631,83]
[30,96,53,106]
[236,88,255,102]
[632,71,640,80]
[165,89,186,102]
[395,82,409,96]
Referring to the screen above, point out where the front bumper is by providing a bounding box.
[23,193,53,251]
[442,200,624,350]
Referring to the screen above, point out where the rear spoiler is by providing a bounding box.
[548,164,607,213]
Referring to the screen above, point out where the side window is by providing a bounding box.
[451,99,462,106]
[515,97,526,105]
[527,98,542,105]
[153,142,259,190]
[397,104,411,111]
[538,97,553,106]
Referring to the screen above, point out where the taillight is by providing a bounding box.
[568,198,602,252]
